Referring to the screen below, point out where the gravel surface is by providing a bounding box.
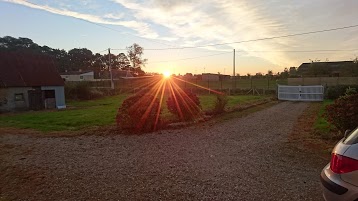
[0,102,327,201]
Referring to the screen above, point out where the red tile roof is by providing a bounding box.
[0,52,64,87]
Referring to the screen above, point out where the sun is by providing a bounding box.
[163,71,171,79]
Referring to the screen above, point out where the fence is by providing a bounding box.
[65,77,288,95]
[288,77,358,86]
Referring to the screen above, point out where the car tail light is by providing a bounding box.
[330,153,358,174]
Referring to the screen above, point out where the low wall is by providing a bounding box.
[288,77,358,86]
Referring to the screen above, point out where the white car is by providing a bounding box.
[321,127,358,201]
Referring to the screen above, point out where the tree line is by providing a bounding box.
[0,36,147,76]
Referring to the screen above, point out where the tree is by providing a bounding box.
[68,48,93,71]
[127,43,147,76]
[117,53,131,70]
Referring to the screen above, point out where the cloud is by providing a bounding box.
[3,0,159,38]
[3,0,358,70]
[103,13,125,20]
[112,0,294,67]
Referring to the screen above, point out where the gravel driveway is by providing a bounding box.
[0,102,327,201]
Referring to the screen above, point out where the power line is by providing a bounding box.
[145,48,358,65]
[110,48,358,53]
[135,24,358,50]
[236,49,358,53]
[148,52,231,64]
[18,1,358,52]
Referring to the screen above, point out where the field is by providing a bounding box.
[0,94,267,132]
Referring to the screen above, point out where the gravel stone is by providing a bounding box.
[0,102,326,200]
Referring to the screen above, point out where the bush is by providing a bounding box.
[343,87,357,97]
[65,82,107,100]
[116,92,161,133]
[325,85,358,100]
[212,94,228,114]
[166,90,201,121]
[324,94,358,133]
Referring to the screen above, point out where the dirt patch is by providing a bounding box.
[288,102,339,161]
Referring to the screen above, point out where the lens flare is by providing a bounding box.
[163,71,171,78]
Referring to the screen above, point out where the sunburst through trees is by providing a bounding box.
[116,75,223,133]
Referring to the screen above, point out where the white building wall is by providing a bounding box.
[61,71,94,81]
[41,86,66,109]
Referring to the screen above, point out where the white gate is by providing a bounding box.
[277,85,324,101]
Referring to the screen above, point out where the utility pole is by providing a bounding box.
[233,49,236,90]
[108,48,114,89]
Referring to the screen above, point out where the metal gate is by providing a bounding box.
[277,85,324,101]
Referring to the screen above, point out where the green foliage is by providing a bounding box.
[212,94,228,114]
[343,87,357,97]
[166,90,201,121]
[325,85,358,100]
[65,82,109,100]
[116,92,161,133]
[0,36,148,75]
[324,94,358,134]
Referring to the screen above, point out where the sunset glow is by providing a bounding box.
[163,71,171,78]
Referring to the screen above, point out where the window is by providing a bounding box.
[344,127,358,145]
[80,76,84,80]
[15,93,24,101]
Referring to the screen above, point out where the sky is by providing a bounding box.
[1,0,358,75]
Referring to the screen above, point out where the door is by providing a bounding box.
[28,89,43,110]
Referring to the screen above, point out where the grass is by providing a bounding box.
[313,99,335,137]
[0,94,269,132]
[0,95,128,132]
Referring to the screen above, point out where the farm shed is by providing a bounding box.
[0,52,66,112]
[60,70,95,81]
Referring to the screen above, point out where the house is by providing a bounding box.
[60,70,94,81]
[99,69,134,79]
[0,52,66,112]
[297,61,354,76]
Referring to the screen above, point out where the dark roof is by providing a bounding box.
[298,61,353,70]
[60,70,93,75]
[0,52,64,87]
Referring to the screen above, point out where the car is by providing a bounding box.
[321,127,358,201]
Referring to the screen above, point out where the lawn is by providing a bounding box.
[314,99,335,134]
[0,94,267,132]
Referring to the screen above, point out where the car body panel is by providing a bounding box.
[331,139,350,155]
[340,143,358,187]
[322,164,358,201]
[321,128,358,201]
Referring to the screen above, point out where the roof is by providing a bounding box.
[298,61,353,69]
[60,70,93,75]
[0,52,64,87]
